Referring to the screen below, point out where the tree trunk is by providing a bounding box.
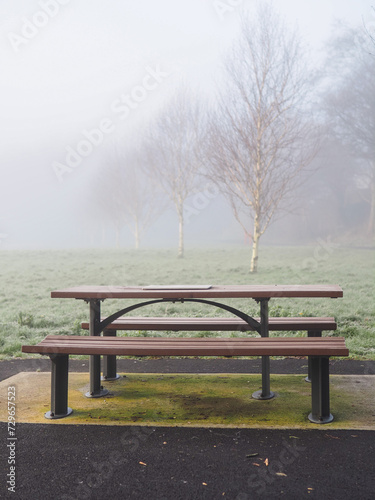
[250,216,261,273]
[367,174,375,238]
[134,219,140,250]
[178,209,184,258]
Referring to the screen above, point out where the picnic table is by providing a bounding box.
[50,284,343,399]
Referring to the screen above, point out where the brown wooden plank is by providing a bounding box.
[81,316,337,332]
[24,337,347,345]
[51,285,343,300]
[30,335,345,346]
[22,335,349,357]
[33,335,343,344]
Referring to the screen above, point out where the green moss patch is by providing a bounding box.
[1,372,374,429]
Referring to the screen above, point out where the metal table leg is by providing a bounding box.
[86,299,109,398]
[252,298,275,400]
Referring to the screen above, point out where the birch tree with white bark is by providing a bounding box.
[205,3,318,272]
[144,86,205,258]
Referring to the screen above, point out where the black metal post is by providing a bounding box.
[308,356,333,424]
[45,354,72,419]
[102,329,120,381]
[252,299,275,400]
[306,330,322,382]
[86,299,109,398]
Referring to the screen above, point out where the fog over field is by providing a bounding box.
[0,0,373,250]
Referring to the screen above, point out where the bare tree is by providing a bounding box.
[321,26,375,238]
[364,6,375,50]
[89,143,165,249]
[144,86,205,257]
[205,3,318,272]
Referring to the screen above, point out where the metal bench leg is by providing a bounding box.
[308,356,333,424]
[45,354,73,419]
[86,355,109,398]
[306,330,322,382]
[102,329,120,381]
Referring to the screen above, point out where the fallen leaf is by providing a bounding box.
[252,463,260,467]
[276,472,287,477]
[246,453,259,458]
[307,488,314,491]
[289,436,299,439]
[202,482,207,486]
[139,462,147,466]
[325,434,340,440]
[265,458,269,466]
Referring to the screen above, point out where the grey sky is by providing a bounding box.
[0,0,372,248]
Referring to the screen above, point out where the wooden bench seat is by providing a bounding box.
[81,316,337,332]
[81,316,337,382]
[22,335,348,424]
[27,335,346,356]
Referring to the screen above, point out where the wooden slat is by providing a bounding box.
[51,284,343,300]
[22,335,349,357]
[81,316,337,332]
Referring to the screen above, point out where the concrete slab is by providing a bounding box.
[1,372,374,429]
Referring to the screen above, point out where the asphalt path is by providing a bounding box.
[1,358,374,500]
[1,357,374,381]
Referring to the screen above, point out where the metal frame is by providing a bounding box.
[252,299,274,399]
[44,350,334,423]
[99,297,262,333]
[102,329,120,381]
[86,299,109,397]
[85,297,275,399]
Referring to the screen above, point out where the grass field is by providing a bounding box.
[0,246,374,359]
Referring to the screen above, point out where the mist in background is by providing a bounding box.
[0,0,373,250]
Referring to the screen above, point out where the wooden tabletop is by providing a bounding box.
[51,285,343,300]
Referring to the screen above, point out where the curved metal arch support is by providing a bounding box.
[99,299,171,333]
[171,298,261,333]
[98,297,261,335]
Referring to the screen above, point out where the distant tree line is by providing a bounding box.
[86,4,374,272]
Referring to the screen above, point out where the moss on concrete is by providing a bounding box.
[1,372,374,429]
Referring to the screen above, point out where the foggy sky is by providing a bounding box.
[0,0,372,249]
